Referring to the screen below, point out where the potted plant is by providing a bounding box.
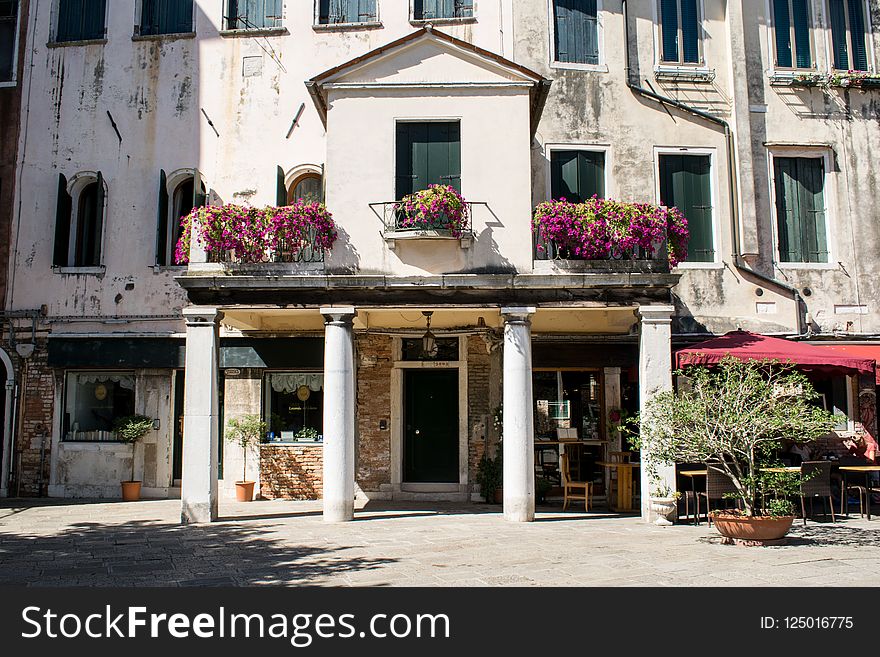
[114,414,155,502]
[225,414,267,502]
[647,478,682,526]
[535,476,553,505]
[634,356,837,543]
[476,452,503,504]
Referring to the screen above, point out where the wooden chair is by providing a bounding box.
[800,461,835,525]
[561,452,592,512]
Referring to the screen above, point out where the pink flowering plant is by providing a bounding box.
[393,185,470,237]
[174,202,337,265]
[532,197,689,267]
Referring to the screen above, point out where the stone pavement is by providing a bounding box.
[1,498,879,587]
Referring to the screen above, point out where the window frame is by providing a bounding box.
[654,0,705,68]
[287,172,324,205]
[768,0,817,71]
[52,0,109,45]
[61,370,137,442]
[410,0,475,24]
[767,147,836,269]
[653,146,721,269]
[544,143,612,202]
[393,118,463,200]
[314,0,381,28]
[824,0,874,72]
[0,0,21,87]
[222,0,284,32]
[156,168,202,268]
[548,0,606,72]
[54,171,108,273]
[262,370,325,444]
[134,0,196,38]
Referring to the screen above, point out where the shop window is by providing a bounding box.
[552,0,599,65]
[772,0,813,69]
[0,1,19,83]
[264,373,324,442]
[658,0,701,65]
[63,372,135,441]
[395,121,461,199]
[413,0,473,20]
[659,153,714,263]
[550,150,605,202]
[828,0,870,71]
[156,169,205,266]
[53,173,106,268]
[139,0,194,36]
[55,0,107,42]
[224,0,282,30]
[317,0,377,25]
[773,156,828,264]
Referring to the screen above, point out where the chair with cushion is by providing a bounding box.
[799,461,835,525]
[561,452,592,512]
[698,465,739,525]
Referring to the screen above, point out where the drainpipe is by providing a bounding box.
[620,0,804,336]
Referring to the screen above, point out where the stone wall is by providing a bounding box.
[467,334,496,497]
[259,445,323,500]
[355,334,393,494]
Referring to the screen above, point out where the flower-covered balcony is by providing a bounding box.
[370,185,477,250]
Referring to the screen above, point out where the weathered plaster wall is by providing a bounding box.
[220,369,262,498]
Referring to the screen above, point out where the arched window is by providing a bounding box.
[156,169,205,266]
[53,172,105,268]
[287,173,322,204]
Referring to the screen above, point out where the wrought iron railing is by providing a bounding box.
[204,227,326,264]
[369,201,478,237]
[533,237,668,263]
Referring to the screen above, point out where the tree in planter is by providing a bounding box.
[225,414,267,501]
[476,451,502,504]
[632,356,838,519]
[114,414,155,501]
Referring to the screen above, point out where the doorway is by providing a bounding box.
[403,369,459,483]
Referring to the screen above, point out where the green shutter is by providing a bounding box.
[193,168,206,208]
[396,122,461,199]
[659,155,713,263]
[156,169,169,265]
[276,165,287,206]
[792,0,812,68]
[660,0,679,62]
[551,151,605,203]
[358,0,376,21]
[847,0,869,71]
[775,157,801,262]
[798,158,827,263]
[773,0,793,68]
[554,0,598,65]
[680,0,700,63]
[829,0,850,69]
[92,171,104,266]
[775,157,827,263]
[53,174,72,267]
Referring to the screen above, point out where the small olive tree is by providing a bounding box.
[225,414,267,484]
[634,356,838,517]
[114,414,155,483]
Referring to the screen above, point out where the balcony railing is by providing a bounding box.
[204,230,326,264]
[369,201,480,249]
[533,237,671,273]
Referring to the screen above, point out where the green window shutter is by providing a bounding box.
[797,158,827,263]
[680,0,700,63]
[53,174,72,267]
[81,0,106,40]
[454,1,473,18]
[92,171,104,266]
[792,0,812,68]
[396,122,461,199]
[193,168,206,208]
[156,169,169,266]
[660,0,679,62]
[276,166,287,206]
[773,0,793,68]
[829,0,850,69]
[550,151,605,203]
[847,0,869,71]
[554,0,598,65]
[58,0,106,42]
[774,157,803,262]
[358,0,376,22]
[659,155,713,263]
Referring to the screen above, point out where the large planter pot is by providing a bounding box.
[493,487,503,504]
[121,481,142,502]
[711,512,795,545]
[650,497,678,526]
[235,481,256,502]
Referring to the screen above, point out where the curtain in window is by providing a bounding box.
[269,373,324,393]
[74,373,136,390]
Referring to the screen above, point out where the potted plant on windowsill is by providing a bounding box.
[226,414,267,502]
[393,185,470,237]
[114,414,155,502]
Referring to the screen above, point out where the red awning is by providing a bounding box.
[675,330,876,377]
[815,344,880,384]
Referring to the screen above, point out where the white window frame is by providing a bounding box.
[313,0,382,29]
[765,0,818,74]
[544,143,613,202]
[766,146,836,270]
[821,0,876,72]
[547,0,607,73]
[409,0,477,25]
[652,0,712,76]
[0,0,22,87]
[55,171,108,273]
[653,146,722,269]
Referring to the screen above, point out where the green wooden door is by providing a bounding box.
[395,122,461,199]
[659,154,714,263]
[403,370,459,483]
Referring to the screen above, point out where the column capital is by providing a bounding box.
[603,366,622,376]
[182,306,224,326]
[320,306,357,325]
[637,305,675,324]
[501,306,536,324]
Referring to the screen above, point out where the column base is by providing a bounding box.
[323,499,354,523]
[503,495,535,522]
[181,500,217,524]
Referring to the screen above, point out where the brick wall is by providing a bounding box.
[12,340,55,497]
[467,335,493,494]
[259,445,323,500]
[355,334,392,493]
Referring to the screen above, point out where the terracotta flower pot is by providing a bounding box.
[711,512,794,545]
[121,481,142,502]
[493,487,503,504]
[235,481,256,502]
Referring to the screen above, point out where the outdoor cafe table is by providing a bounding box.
[596,461,640,513]
[839,466,880,520]
[760,467,801,474]
[680,469,707,525]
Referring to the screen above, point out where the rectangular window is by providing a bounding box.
[659,154,714,263]
[0,1,18,83]
[140,0,193,36]
[56,0,106,42]
[264,373,324,443]
[772,0,812,68]
[225,0,282,30]
[63,372,135,441]
[550,150,605,202]
[413,0,472,20]
[317,0,377,24]
[553,0,599,65]
[659,0,701,64]
[395,121,461,199]
[828,0,870,71]
[773,156,828,263]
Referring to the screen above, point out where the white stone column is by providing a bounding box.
[637,305,675,521]
[181,306,223,524]
[501,307,536,522]
[321,307,357,523]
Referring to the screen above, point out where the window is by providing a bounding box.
[395,121,461,199]
[156,169,205,266]
[828,0,870,71]
[224,0,282,30]
[63,372,135,441]
[53,173,105,268]
[264,373,324,443]
[317,0,377,25]
[287,174,322,204]
[773,156,828,263]
[550,150,605,202]
[55,0,106,42]
[552,0,599,65]
[139,0,193,36]
[772,0,812,69]
[401,337,460,361]
[659,0,701,64]
[413,0,473,20]
[812,376,850,431]
[658,154,714,263]
[0,1,19,83]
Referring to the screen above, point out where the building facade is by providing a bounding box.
[3,1,878,523]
